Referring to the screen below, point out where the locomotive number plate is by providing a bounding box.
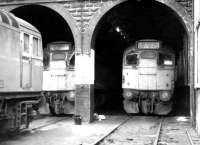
[137,41,160,49]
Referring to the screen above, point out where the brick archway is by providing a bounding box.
[3,3,79,49]
[88,0,194,121]
[88,0,192,50]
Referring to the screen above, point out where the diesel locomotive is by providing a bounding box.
[43,41,75,115]
[122,39,175,115]
[0,10,43,131]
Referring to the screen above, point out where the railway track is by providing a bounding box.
[96,116,163,145]
[96,116,195,145]
[153,117,163,145]
[0,115,198,145]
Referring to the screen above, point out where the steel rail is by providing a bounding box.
[186,129,194,145]
[153,117,163,145]
[93,117,131,145]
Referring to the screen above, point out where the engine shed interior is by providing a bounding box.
[8,0,190,116]
[92,0,189,115]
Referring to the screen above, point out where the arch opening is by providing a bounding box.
[11,4,75,68]
[92,0,190,115]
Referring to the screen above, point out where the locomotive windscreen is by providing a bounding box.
[126,52,138,65]
[158,53,174,66]
[137,41,160,49]
[140,51,156,59]
[52,52,66,61]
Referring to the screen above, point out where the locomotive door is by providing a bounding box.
[20,32,32,89]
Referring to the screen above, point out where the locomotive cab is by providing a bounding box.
[122,40,175,115]
[49,42,72,70]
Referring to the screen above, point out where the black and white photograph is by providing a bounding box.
[0,0,199,144]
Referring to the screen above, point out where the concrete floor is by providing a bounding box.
[0,115,200,145]
[0,115,129,145]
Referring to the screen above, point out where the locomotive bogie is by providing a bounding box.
[45,91,75,115]
[123,89,173,102]
[123,90,173,114]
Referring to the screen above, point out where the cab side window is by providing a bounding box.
[33,37,39,56]
[24,33,29,54]
[33,37,42,57]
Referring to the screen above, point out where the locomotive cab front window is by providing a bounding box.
[126,52,138,65]
[140,51,156,59]
[158,53,173,66]
[52,52,66,61]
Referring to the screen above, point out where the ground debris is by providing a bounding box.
[93,113,106,121]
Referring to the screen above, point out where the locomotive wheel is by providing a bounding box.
[123,99,139,114]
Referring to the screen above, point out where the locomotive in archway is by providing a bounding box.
[43,41,75,115]
[122,39,175,115]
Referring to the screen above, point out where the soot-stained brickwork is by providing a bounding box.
[0,0,193,36]
[175,0,193,16]
[64,1,104,32]
[62,0,193,33]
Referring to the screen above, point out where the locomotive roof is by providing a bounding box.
[0,10,40,34]
[0,10,19,28]
[15,17,40,33]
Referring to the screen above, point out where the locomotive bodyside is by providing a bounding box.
[122,40,175,115]
[18,17,43,92]
[0,15,43,93]
[43,42,75,115]
[0,11,43,132]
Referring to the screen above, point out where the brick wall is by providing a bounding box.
[64,1,104,32]
[62,0,193,33]
[175,0,193,17]
[0,0,193,32]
